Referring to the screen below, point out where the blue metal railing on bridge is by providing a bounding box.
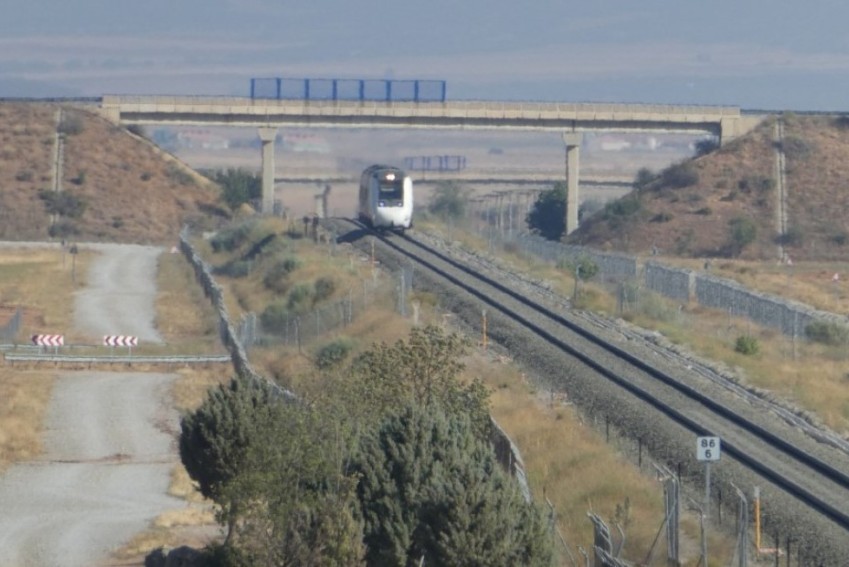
[250,78,447,103]
[403,155,467,172]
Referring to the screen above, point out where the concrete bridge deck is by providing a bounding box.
[101,95,751,141]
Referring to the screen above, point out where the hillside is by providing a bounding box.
[570,114,849,262]
[0,102,226,245]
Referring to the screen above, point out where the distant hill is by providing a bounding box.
[0,102,226,245]
[569,114,849,262]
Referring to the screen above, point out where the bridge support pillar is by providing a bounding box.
[258,127,278,214]
[562,132,582,236]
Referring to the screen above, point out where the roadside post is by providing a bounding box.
[696,436,721,521]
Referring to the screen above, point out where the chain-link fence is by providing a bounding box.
[239,266,413,349]
[0,308,21,342]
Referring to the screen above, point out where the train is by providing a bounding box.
[357,164,414,231]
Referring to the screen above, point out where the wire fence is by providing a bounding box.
[239,265,414,350]
[0,308,21,342]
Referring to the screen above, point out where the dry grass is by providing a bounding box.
[0,246,91,472]
[0,103,225,245]
[155,250,221,352]
[0,370,54,473]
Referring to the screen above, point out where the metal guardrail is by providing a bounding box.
[3,353,231,364]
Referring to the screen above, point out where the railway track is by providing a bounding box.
[329,217,849,564]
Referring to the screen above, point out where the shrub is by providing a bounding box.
[735,335,760,355]
[210,222,253,252]
[213,260,251,278]
[314,338,354,370]
[726,216,757,257]
[263,257,301,293]
[602,195,641,219]
[694,207,713,216]
[38,189,87,218]
[71,170,86,185]
[57,114,84,136]
[633,168,656,190]
[111,216,124,229]
[48,219,78,238]
[661,162,699,189]
[140,171,152,181]
[738,176,774,193]
[287,284,314,313]
[694,138,719,157]
[651,212,673,223]
[831,231,848,246]
[260,301,291,335]
[780,137,815,160]
[805,321,849,346]
[313,276,336,303]
[15,170,33,182]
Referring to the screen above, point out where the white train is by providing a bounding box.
[358,164,413,231]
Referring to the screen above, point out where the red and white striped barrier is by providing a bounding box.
[103,336,139,347]
[31,334,64,347]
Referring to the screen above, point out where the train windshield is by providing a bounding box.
[378,173,404,200]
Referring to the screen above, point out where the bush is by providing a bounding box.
[633,167,656,190]
[661,162,699,189]
[735,335,760,355]
[694,207,713,216]
[15,170,33,182]
[780,137,814,160]
[651,212,673,223]
[314,338,354,370]
[694,138,719,157]
[313,276,336,303]
[260,301,291,335]
[726,216,757,257]
[210,222,253,252]
[57,114,84,136]
[48,219,78,238]
[263,257,301,293]
[213,260,251,278]
[805,321,849,346]
[602,195,641,219]
[287,284,314,313]
[738,176,774,193]
[38,189,87,218]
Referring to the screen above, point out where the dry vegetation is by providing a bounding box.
[572,114,849,264]
[0,102,226,244]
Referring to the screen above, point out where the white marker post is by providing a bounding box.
[696,436,721,521]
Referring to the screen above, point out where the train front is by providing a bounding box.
[374,170,413,230]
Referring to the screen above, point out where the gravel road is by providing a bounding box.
[0,244,184,567]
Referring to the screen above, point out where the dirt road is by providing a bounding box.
[0,244,185,567]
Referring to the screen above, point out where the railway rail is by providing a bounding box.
[329,217,849,564]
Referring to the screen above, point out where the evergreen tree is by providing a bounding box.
[349,324,490,439]
[527,182,567,241]
[354,403,554,566]
[179,374,284,542]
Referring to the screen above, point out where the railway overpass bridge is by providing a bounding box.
[100,95,763,233]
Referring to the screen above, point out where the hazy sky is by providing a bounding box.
[2,0,849,110]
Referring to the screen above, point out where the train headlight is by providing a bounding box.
[378,201,386,207]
